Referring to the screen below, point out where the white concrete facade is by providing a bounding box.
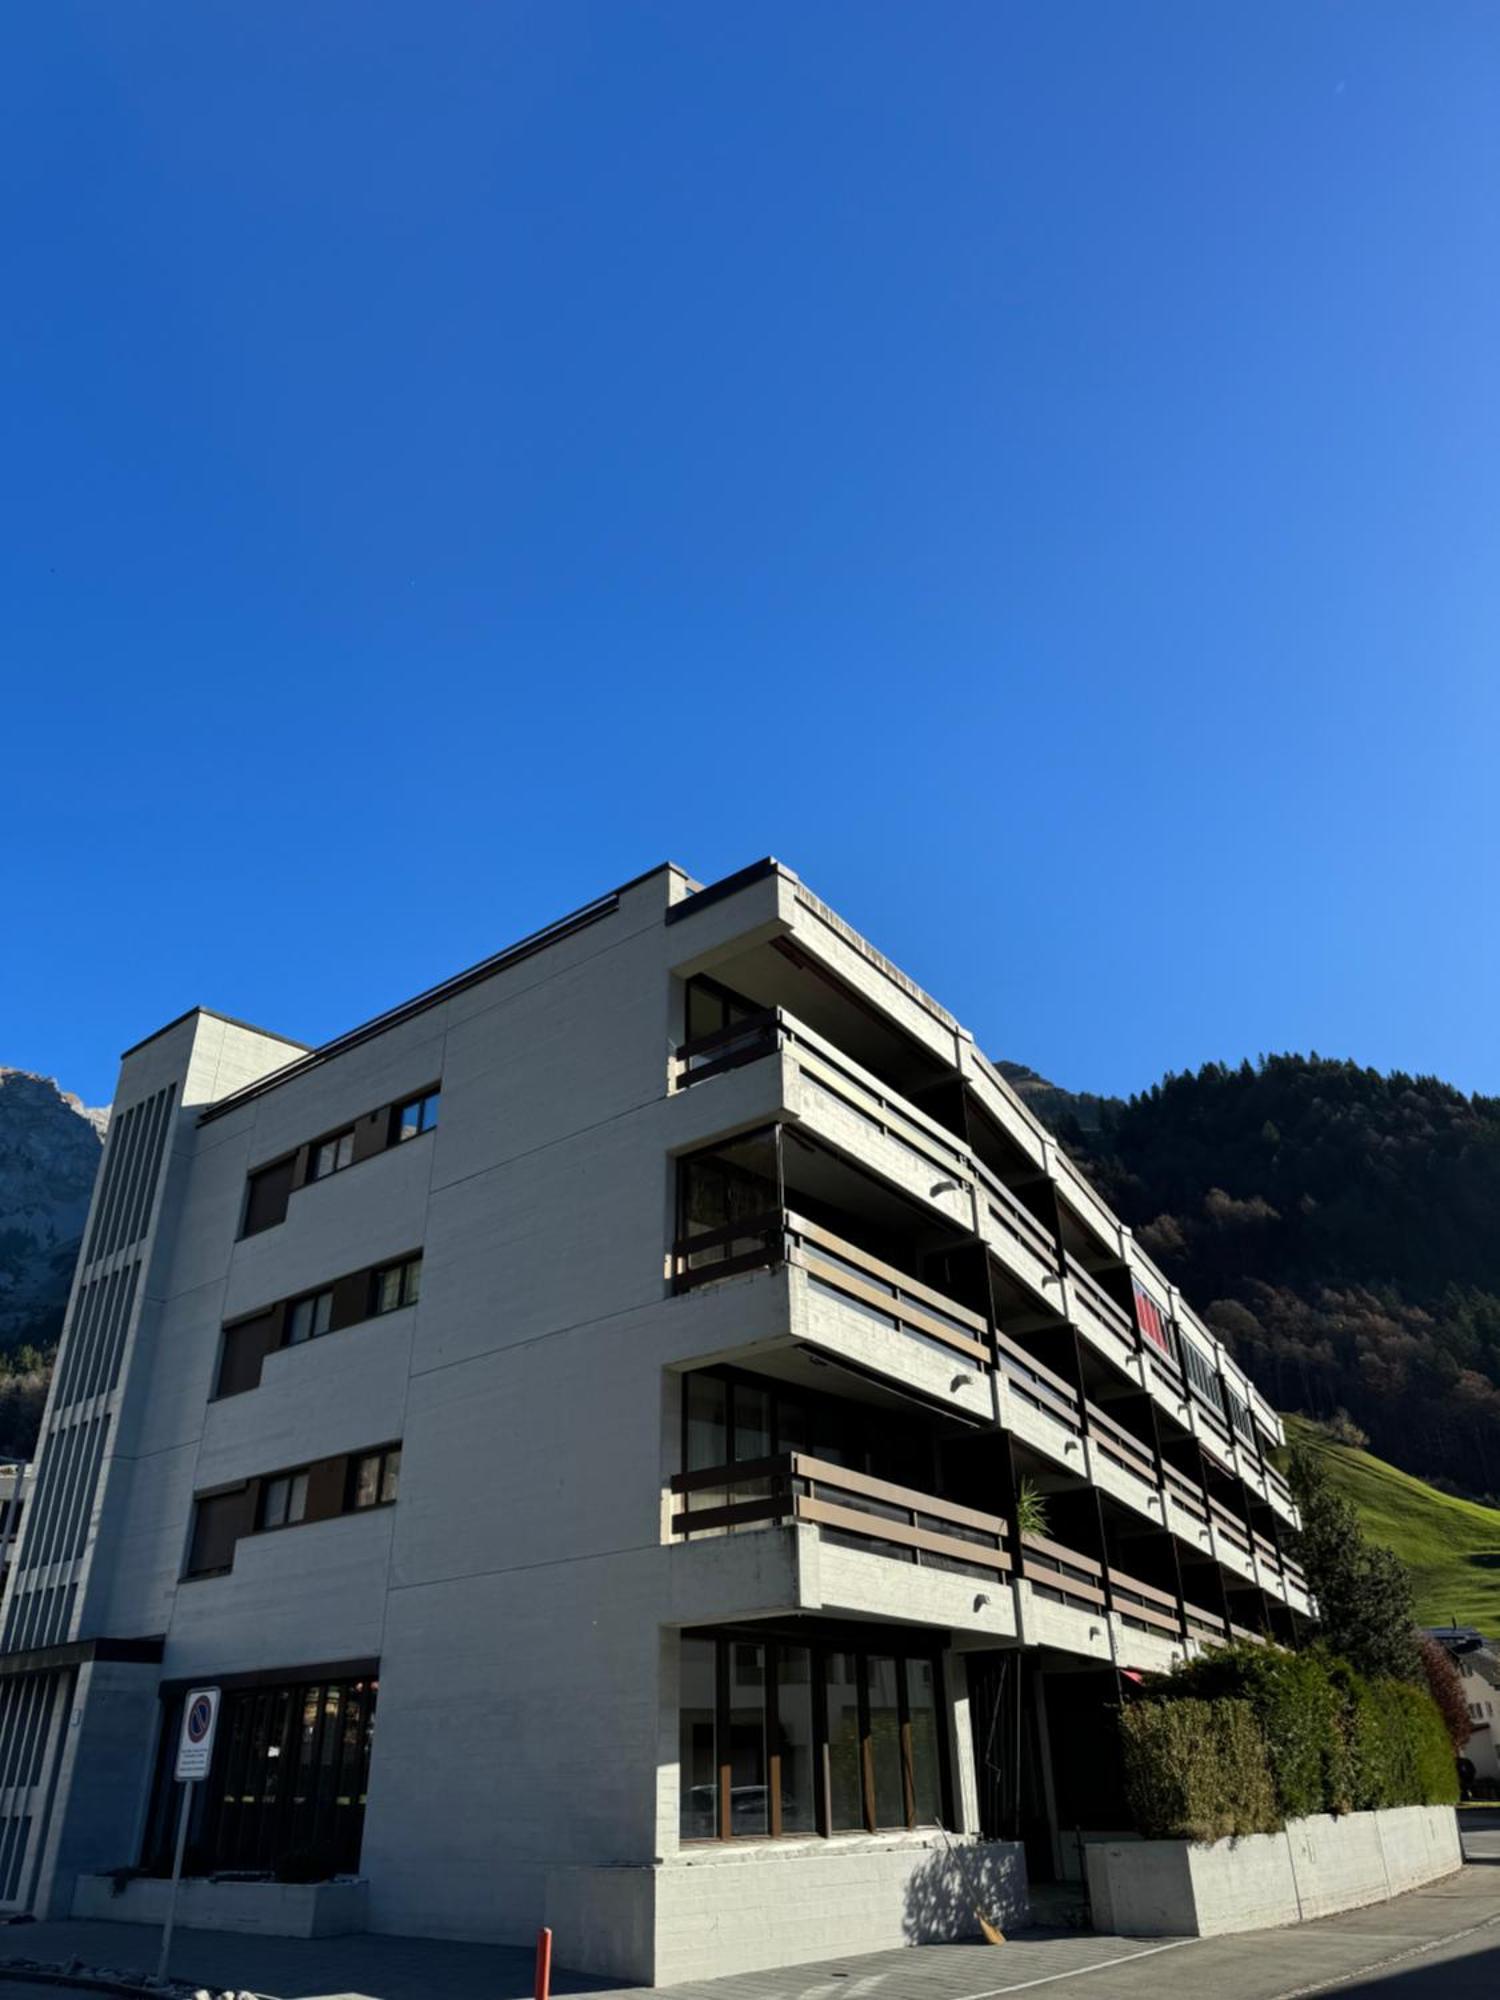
[0,860,1308,1982]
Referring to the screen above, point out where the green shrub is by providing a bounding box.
[1120,1697,1279,1842]
[1165,1643,1342,1822]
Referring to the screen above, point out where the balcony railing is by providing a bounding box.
[1163,1465,1210,1527]
[674,1008,977,1197]
[1019,1532,1105,1612]
[1184,1597,1230,1645]
[1066,1257,1136,1353]
[983,1176,1060,1273]
[1208,1495,1253,1560]
[1265,1463,1295,1509]
[1109,1565,1182,1640]
[1085,1400,1160,1490]
[669,1452,1011,1579]
[673,1208,991,1368]
[674,1008,781,1084]
[996,1331,1082,1434]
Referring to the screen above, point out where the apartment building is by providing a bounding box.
[0,859,1309,1982]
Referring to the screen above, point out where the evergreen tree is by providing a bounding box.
[1289,1445,1421,1683]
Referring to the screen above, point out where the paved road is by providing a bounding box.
[0,1813,1494,2000]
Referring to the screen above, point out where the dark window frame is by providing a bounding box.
[679,1627,950,1845]
[348,1444,402,1512]
[371,1254,422,1316]
[390,1086,441,1145]
[308,1126,356,1182]
[284,1288,334,1346]
[240,1153,297,1239]
[258,1468,311,1532]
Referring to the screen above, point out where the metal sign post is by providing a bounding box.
[158,1687,219,1985]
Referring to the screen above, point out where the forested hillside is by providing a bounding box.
[1042,1056,1500,1501]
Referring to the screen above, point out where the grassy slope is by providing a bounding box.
[1286,1418,1500,1632]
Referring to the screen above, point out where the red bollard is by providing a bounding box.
[535,1925,553,2000]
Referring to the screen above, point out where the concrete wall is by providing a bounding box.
[548,1836,1029,1985]
[1085,1805,1461,1937]
[73,1873,369,1938]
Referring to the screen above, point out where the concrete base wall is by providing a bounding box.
[1085,1805,1461,1937]
[548,1836,1029,1985]
[72,1873,369,1938]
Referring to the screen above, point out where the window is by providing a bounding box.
[393,1089,440,1144]
[1224,1386,1254,1446]
[1132,1281,1176,1363]
[242,1156,295,1237]
[679,1630,947,1841]
[350,1446,401,1510]
[286,1290,333,1345]
[1181,1337,1225,1415]
[373,1255,422,1315]
[260,1472,309,1531]
[309,1129,355,1181]
[186,1486,256,1577]
[140,1675,377,1880]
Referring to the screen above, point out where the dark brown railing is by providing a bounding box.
[1108,1565,1182,1639]
[672,1208,992,1367]
[996,1331,1082,1433]
[669,1452,1010,1578]
[1020,1532,1104,1612]
[1184,1597,1230,1644]
[1085,1400,1159,1488]
[673,1008,780,1084]
[1066,1257,1136,1352]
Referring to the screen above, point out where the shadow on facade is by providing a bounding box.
[900,1841,1022,1945]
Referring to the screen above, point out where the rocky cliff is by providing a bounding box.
[0,1069,106,1353]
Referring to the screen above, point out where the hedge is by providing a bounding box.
[1164,1644,1342,1821]
[1120,1644,1458,1840]
[1119,1697,1278,1842]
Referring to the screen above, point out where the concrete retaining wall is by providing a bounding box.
[548,1835,1028,1984]
[1085,1804,1460,1937]
[72,1873,369,1937]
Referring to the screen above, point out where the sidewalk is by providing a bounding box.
[1,1815,1496,2000]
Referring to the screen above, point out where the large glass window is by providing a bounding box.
[776,1646,817,1835]
[678,1637,719,1840]
[677,1130,781,1278]
[141,1675,377,1879]
[727,1641,768,1837]
[825,1649,864,1832]
[867,1654,905,1829]
[682,1631,947,1842]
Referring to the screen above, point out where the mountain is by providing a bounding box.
[1285,1417,1500,1632]
[1037,1054,1500,1503]
[0,1070,106,1457]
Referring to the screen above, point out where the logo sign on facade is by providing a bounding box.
[174,1687,221,1782]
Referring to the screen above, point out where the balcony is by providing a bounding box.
[1085,1399,1164,1523]
[673,1207,990,1373]
[674,1009,977,1230]
[674,1006,1074,1316]
[1065,1256,1138,1378]
[995,1330,1083,1467]
[670,1449,1011,1578]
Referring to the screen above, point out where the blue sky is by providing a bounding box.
[5,3,1498,1109]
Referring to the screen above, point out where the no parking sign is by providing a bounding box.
[174,1686,220,1782]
